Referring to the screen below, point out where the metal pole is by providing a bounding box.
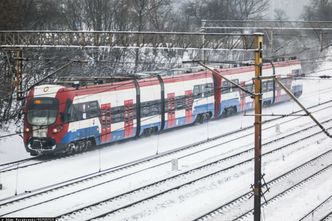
[254,33,263,221]
[15,49,23,100]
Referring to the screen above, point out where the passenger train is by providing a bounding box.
[23,59,303,156]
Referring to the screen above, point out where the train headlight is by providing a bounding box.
[52,125,63,134]
[25,128,30,133]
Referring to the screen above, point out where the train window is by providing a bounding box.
[111,106,125,123]
[63,100,72,122]
[141,105,150,117]
[194,83,214,98]
[222,81,231,93]
[67,103,82,121]
[246,84,253,93]
[65,101,100,122]
[230,79,239,92]
[193,85,203,98]
[262,81,268,92]
[141,100,160,118]
[267,81,274,91]
[176,96,186,109]
[150,101,161,115]
[27,98,58,126]
[86,101,100,118]
[292,69,300,77]
[204,83,214,97]
[280,78,287,85]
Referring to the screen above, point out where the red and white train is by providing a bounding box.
[23,59,303,155]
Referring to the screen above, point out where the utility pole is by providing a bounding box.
[253,33,263,221]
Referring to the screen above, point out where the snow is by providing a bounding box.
[0,47,332,219]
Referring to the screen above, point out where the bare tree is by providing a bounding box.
[302,0,332,21]
[274,9,289,21]
[179,0,269,26]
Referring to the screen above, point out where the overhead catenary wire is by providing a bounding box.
[6,62,332,114]
[1,45,330,139]
[6,66,331,127]
[0,70,271,141]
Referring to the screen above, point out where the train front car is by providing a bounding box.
[23,85,68,156]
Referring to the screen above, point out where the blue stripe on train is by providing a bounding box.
[164,116,188,129]
[61,126,137,145]
[61,94,292,146]
[193,103,214,116]
[105,127,137,143]
[61,126,101,145]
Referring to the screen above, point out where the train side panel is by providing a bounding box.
[162,72,215,129]
[214,60,302,116]
[23,60,303,156]
[60,81,137,146]
[138,77,162,135]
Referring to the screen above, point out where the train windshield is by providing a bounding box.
[27,98,58,126]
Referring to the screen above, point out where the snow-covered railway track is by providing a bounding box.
[0,157,42,173]
[1,113,332,218]
[321,213,332,221]
[43,121,332,220]
[1,100,332,175]
[1,105,332,218]
[195,149,332,221]
[298,194,332,221]
[1,101,330,198]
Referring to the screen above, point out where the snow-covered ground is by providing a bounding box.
[0,48,332,219]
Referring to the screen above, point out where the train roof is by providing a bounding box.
[29,59,301,96]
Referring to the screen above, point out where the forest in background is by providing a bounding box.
[0,0,331,128]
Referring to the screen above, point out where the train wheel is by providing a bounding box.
[143,128,153,137]
[228,107,237,116]
[78,141,87,152]
[86,140,93,149]
[66,143,75,155]
[198,113,210,124]
[222,107,236,118]
[221,109,228,118]
[152,127,158,134]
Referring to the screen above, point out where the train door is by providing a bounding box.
[167,93,176,128]
[185,90,193,124]
[100,103,111,143]
[239,81,246,111]
[124,99,134,137]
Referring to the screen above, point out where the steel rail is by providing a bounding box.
[54,121,332,220]
[195,148,332,221]
[1,100,332,175]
